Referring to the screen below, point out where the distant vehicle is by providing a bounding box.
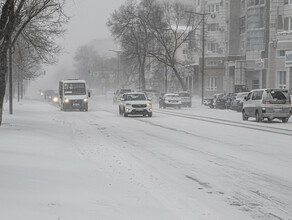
[178,91,192,107]
[224,93,237,109]
[230,92,249,111]
[159,93,182,109]
[50,92,59,105]
[44,90,55,101]
[204,93,224,108]
[113,88,132,103]
[59,79,90,111]
[242,89,291,123]
[119,92,152,117]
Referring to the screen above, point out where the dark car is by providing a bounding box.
[178,91,192,107]
[206,93,224,108]
[230,92,249,112]
[44,90,56,101]
[216,93,237,109]
[113,88,132,103]
[159,93,182,109]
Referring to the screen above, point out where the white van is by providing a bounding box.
[242,89,291,123]
[59,79,90,111]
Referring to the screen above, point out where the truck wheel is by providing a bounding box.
[242,110,248,121]
[148,112,152,117]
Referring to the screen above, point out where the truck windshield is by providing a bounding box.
[64,83,86,95]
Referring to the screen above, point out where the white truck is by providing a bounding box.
[59,79,90,111]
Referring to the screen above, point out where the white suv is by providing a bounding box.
[242,89,291,123]
[119,92,152,117]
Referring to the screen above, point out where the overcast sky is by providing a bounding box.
[28,0,125,93]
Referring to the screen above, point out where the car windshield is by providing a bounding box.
[120,89,131,94]
[179,93,190,97]
[165,94,179,98]
[237,93,249,98]
[125,94,146,101]
[64,83,86,95]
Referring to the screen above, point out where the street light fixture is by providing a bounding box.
[185,10,209,104]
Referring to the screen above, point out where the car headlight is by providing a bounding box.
[53,97,58,102]
[64,99,70,103]
[147,102,152,107]
[83,98,88,102]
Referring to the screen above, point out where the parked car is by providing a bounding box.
[159,93,182,109]
[113,88,132,103]
[208,93,224,108]
[215,94,229,109]
[178,91,192,107]
[242,89,291,123]
[119,92,152,117]
[225,93,237,109]
[230,92,249,112]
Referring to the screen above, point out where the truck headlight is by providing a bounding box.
[147,102,152,107]
[83,98,88,102]
[64,99,69,103]
[53,97,58,102]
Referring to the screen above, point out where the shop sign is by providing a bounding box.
[254,59,264,69]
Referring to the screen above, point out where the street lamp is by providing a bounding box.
[109,49,122,88]
[185,11,209,104]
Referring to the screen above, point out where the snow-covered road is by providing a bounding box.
[1,96,292,220]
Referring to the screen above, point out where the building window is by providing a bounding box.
[240,17,246,33]
[284,0,292,5]
[248,0,265,6]
[208,4,220,13]
[246,30,265,51]
[208,23,219,31]
[207,42,219,53]
[206,60,223,66]
[247,7,265,29]
[252,80,260,89]
[207,77,217,91]
[277,50,286,57]
[277,71,287,89]
[284,17,292,31]
[241,0,246,9]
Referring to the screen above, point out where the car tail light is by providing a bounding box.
[286,100,291,104]
[262,100,270,104]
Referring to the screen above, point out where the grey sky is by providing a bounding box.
[29,0,125,92]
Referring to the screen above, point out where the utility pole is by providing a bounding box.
[185,11,209,104]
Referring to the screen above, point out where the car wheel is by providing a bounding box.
[282,118,289,123]
[242,110,248,121]
[124,112,128,117]
[119,107,123,115]
[255,111,262,122]
[163,104,166,109]
[148,112,152,117]
[178,105,181,109]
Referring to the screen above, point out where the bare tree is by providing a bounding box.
[107,0,157,91]
[0,0,68,125]
[146,1,201,91]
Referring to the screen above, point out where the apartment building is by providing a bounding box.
[153,0,292,95]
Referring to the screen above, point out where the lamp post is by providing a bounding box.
[109,49,122,88]
[185,11,209,104]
